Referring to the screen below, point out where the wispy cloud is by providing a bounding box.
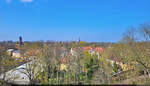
[6,0,34,3]
[20,0,34,3]
[6,0,11,3]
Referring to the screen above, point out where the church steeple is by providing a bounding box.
[78,37,80,43]
[77,37,81,47]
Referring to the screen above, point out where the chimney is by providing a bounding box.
[19,36,23,46]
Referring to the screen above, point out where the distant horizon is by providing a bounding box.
[0,0,150,42]
[0,37,116,43]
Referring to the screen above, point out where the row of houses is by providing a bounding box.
[9,46,132,75]
[7,48,41,61]
[70,46,103,58]
[7,44,104,72]
[60,46,104,72]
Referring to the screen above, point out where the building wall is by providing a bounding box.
[12,52,21,58]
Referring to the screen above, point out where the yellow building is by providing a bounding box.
[120,63,128,71]
[60,64,67,71]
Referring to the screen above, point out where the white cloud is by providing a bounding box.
[6,0,11,3]
[20,0,34,3]
[6,0,34,3]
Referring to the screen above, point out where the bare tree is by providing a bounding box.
[139,23,150,41]
[18,58,45,84]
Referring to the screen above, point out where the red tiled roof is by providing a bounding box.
[60,57,68,63]
[72,48,76,50]
[82,47,92,50]
[60,47,66,50]
[26,49,41,56]
[114,58,119,62]
[94,47,104,53]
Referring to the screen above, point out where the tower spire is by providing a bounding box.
[78,37,80,43]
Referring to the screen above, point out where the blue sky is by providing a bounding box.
[0,0,150,42]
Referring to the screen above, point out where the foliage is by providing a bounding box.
[78,41,89,47]
[2,23,150,85]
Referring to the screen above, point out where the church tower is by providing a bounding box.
[78,37,80,43]
[76,37,81,47]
